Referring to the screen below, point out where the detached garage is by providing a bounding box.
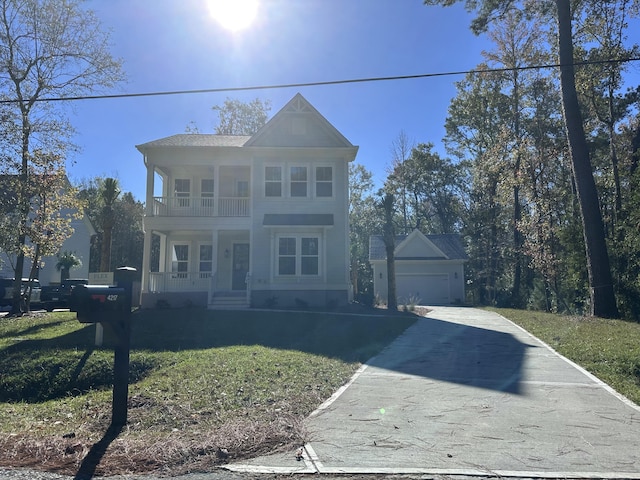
[369,230,468,306]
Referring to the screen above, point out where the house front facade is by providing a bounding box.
[138,94,358,309]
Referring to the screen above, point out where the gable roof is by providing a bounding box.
[134,94,358,158]
[136,134,250,152]
[369,231,468,261]
[244,93,358,151]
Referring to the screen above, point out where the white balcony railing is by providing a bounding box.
[152,196,250,217]
[148,271,212,293]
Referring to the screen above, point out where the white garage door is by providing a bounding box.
[396,274,450,305]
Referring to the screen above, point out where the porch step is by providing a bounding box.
[208,291,249,310]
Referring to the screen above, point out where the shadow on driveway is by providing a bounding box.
[368,314,534,394]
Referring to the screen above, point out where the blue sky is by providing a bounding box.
[68,0,639,201]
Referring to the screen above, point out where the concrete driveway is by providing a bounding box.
[227,307,640,478]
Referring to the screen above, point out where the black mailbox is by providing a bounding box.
[69,284,128,323]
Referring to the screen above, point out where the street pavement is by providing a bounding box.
[226,307,640,479]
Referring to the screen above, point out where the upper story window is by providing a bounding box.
[236,180,249,198]
[290,166,308,197]
[315,166,333,197]
[201,179,214,207]
[265,166,282,197]
[175,179,190,207]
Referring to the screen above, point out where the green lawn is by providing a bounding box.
[491,308,640,405]
[0,307,416,475]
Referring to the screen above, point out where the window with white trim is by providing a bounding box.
[278,237,296,275]
[199,244,213,278]
[315,166,333,197]
[277,235,320,276]
[175,179,190,207]
[301,237,319,274]
[265,166,282,197]
[290,166,308,197]
[236,180,249,197]
[171,244,189,278]
[201,179,214,207]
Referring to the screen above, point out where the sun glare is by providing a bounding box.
[207,0,259,32]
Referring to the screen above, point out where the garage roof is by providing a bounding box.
[369,231,468,261]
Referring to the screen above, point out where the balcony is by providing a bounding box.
[152,196,250,217]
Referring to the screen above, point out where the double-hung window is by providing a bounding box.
[201,179,214,208]
[315,166,332,197]
[290,166,308,197]
[277,235,320,276]
[171,244,189,278]
[301,237,319,274]
[265,166,282,197]
[278,237,296,275]
[175,179,190,207]
[199,244,213,278]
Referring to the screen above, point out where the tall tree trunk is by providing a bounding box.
[100,225,113,272]
[380,194,398,311]
[556,0,618,318]
[512,76,523,307]
[11,113,31,315]
[385,242,397,311]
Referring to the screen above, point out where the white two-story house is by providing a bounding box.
[137,94,358,309]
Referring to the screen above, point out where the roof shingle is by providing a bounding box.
[136,134,250,150]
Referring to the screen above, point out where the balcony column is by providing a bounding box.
[213,164,219,217]
[145,162,155,216]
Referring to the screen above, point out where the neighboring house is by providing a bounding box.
[0,177,94,285]
[38,214,95,284]
[369,229,468,306]
[137,93,358,309]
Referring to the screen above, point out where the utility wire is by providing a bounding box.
[1,56,639,104]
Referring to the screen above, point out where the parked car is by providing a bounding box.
[40,278,88,311]
[0,278,42,309]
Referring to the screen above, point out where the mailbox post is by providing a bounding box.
[111,267,136,427]
[69,267,136,428]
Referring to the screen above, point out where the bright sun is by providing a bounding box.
[207,0,259,32]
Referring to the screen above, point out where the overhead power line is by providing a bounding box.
[1,56,639,104]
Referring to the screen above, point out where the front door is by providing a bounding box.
[231,243,249,290]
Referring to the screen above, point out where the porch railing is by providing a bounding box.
[148,271,212,292]
[152,196,250,217]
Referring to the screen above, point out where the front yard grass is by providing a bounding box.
[491,308,640,406]
[0,307,416,476]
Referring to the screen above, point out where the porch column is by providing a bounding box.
[141,228,152,293]
[158,233,167,273]
[211,229,219,290]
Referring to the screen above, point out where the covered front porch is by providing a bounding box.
[140,229,251,309]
